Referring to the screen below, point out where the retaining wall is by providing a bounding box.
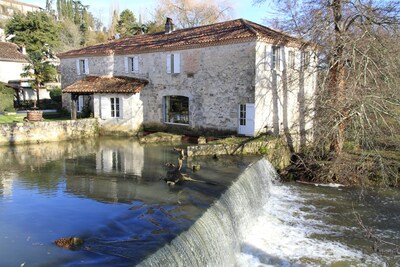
[186,138,291,169]
[0,118,99,145]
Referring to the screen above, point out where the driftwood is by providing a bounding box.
[163,154,216,186]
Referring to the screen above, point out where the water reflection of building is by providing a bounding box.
[0,172,13,198]
[95,139,144,177]
[65,139,154,203]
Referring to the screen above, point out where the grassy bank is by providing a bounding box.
[0,112,71,123]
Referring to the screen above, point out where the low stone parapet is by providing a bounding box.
[0,118,99,146]
[187,141,270,157]
[186,138,291,169]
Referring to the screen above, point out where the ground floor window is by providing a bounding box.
[164,96,189,124]
[110,97,120,118]
[239,104,246,126]
[77,95,84,113]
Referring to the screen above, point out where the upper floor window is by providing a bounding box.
[110,97,120,118]
[272,46,280,70]
[302,51,310,69]
[167,53,181,74]
[124,56,139,74]
[288,50,296,69]
[76,59,89,75]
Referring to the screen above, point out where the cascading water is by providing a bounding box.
[139,158,279,266]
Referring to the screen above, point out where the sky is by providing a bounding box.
[24,0,273,27]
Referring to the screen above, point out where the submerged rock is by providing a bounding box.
[54,237,84,249]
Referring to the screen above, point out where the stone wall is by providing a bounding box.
[254,41,317,145]
[93,93,143,136]
[61,41,256,134]
[186,138,291,169]
[0,118,98,146]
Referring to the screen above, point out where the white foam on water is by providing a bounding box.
[236,185,383,267]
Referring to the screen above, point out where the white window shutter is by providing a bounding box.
[100,96,109,119]
[124,57,129,73]
[119,97,124,119]
[85,59,89,74]
[133,56,139,73]
[76,59,80,75]
[174,53,180,73]
[166,54,171,74]
[264,46,267,71]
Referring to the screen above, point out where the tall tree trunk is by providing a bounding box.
[328,0,347,155]
[36,88,40,106]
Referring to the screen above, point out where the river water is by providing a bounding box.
[0,137,399,266]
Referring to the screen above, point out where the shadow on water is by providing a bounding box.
[240,243,307,267]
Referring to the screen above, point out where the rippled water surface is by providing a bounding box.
[1,137,399,267]
[0,137,258,266]
[238,183,400,267]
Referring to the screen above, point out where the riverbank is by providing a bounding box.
[280,150,400,188]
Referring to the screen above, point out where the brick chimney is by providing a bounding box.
[165,17,174,34]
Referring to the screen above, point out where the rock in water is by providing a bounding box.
[192,164,201,171]
[54,237,84,249]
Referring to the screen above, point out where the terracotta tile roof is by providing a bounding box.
[0,42,29,62]
[62,76,149,94]
[58,18,301,58]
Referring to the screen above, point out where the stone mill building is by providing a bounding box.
[59,18,317,139]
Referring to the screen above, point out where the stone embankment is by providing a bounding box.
[186,139,291,169]
[0,118,98,146]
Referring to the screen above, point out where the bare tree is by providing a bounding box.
[153,0,233,29]
[257,0,400,185]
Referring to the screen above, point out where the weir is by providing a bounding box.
[139,158,278,266]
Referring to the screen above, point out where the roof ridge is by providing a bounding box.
[244,19,298,40]
[59,18,307,58]
[240,18,259,36]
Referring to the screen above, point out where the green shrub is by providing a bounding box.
[50,87,62,103]
[0,83,15,112]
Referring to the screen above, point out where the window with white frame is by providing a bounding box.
[264,46,268,71]
[110,97,121,118]
[124,56,139,73]
[77,95,84,112]
[272,46,280,70]
[164,96,189,124]
[288,50,296,69]
[239,104,246,126]
[302,51,310,69]
[167,53,181,74]
[76,59,89,75]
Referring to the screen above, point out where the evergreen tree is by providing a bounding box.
[116,9,138,37]
[46,0,53,13]
[6,11,60,53]
[56,0,61,19]
[73,0,80,24]
[5,11,60,104]
[108,10,119,39]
